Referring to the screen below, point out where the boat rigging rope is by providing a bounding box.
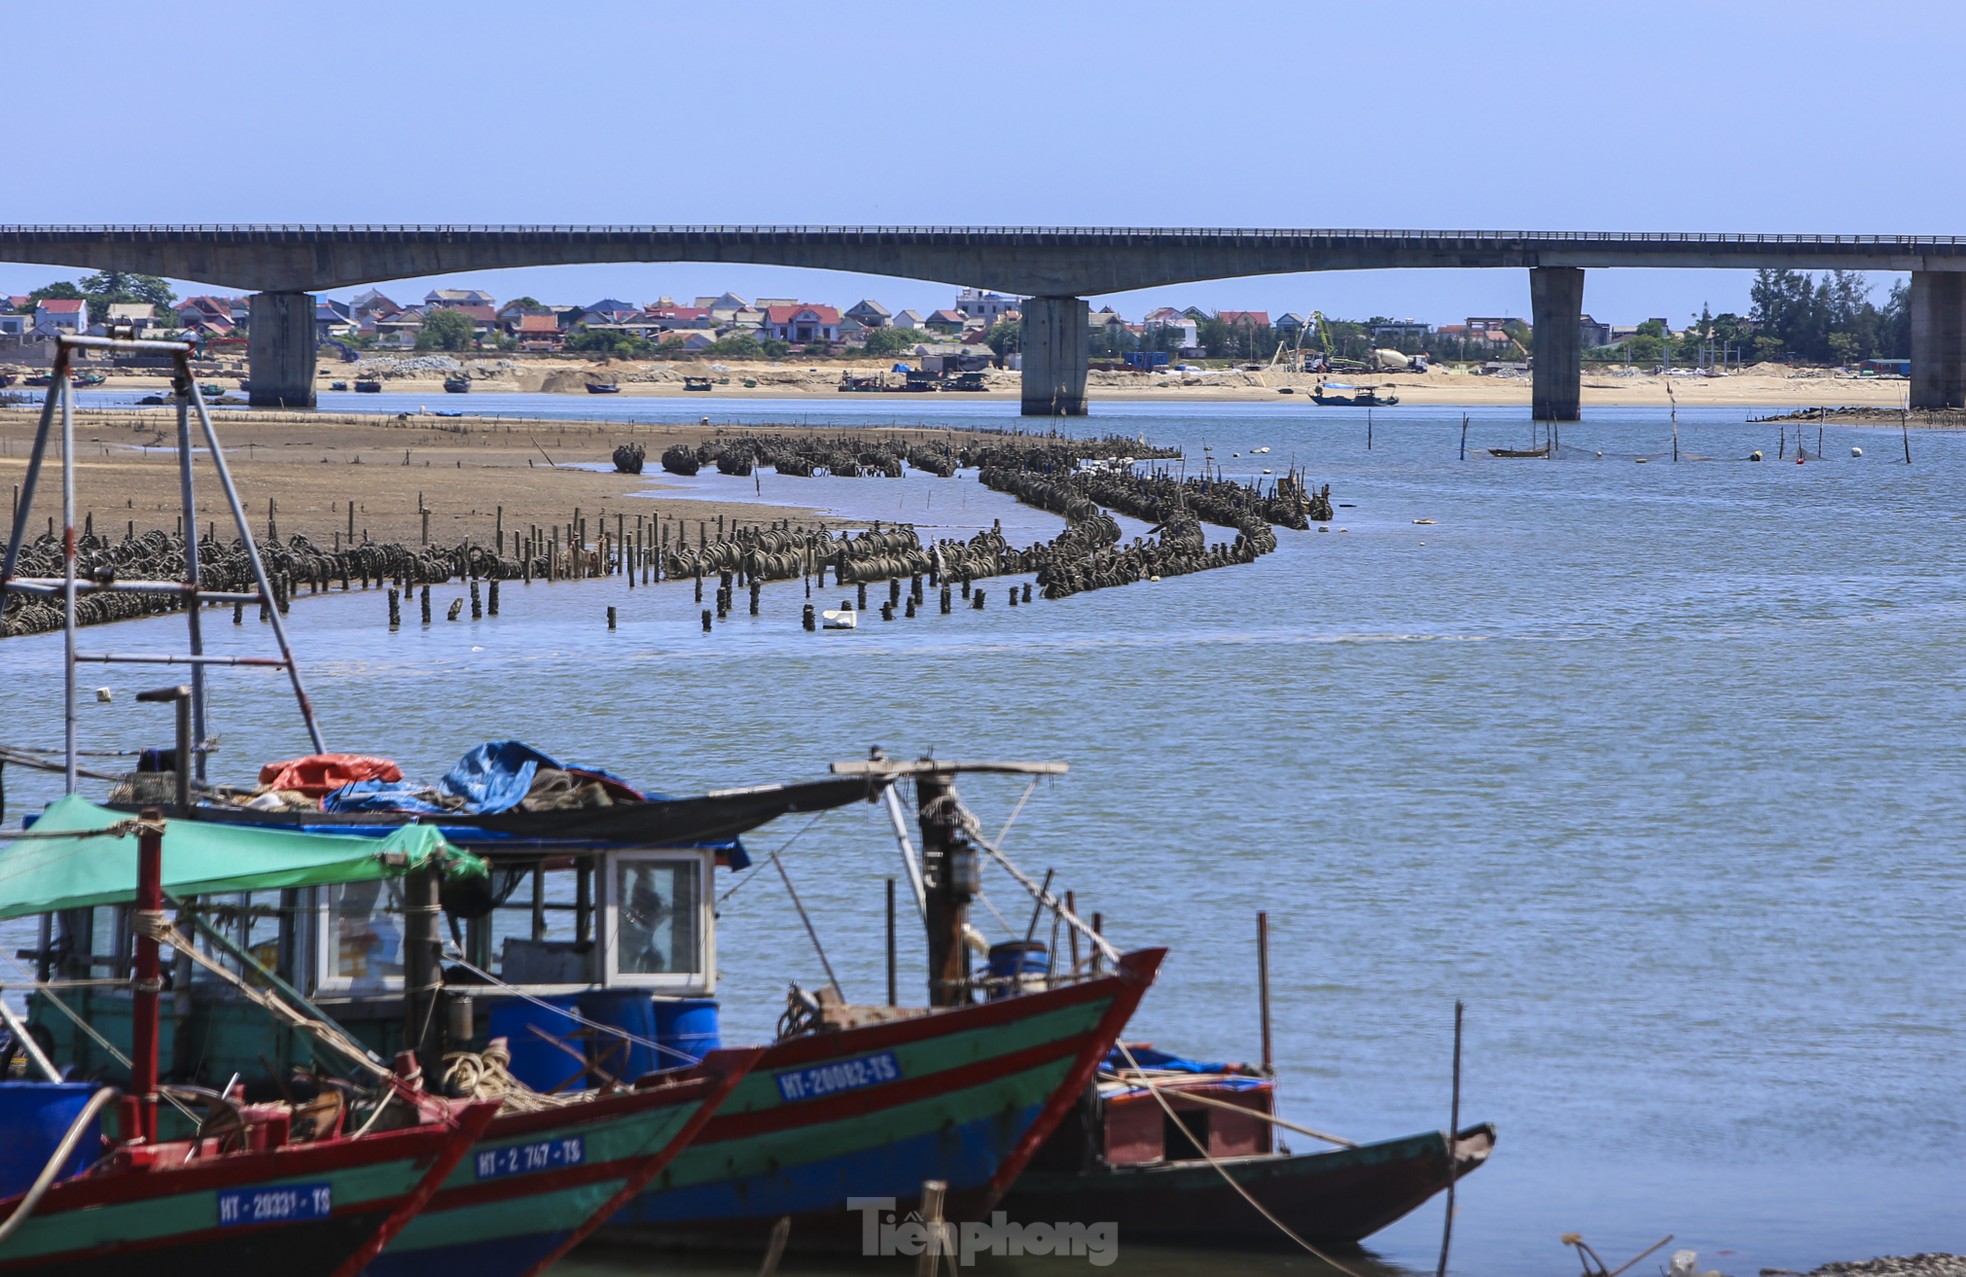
[131,911,391,1083]
[440,1040,576,1113]
[1,954,203,1126]
[716,813,825,907]
[1110,1040,1368,1277]
[1095,1069,1357,1149]
[958,807,1118,966]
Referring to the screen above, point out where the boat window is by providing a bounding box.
[483,864,598,987]
[320,878,406,993]
[605,854,707,986]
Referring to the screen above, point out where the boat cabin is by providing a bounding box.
[26,842,721,1095]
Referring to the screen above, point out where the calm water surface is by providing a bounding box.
[4,398,1961,1276]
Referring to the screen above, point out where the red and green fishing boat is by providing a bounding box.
[608,946,1162,1247]
[368,1048,762,1277]
[0,806,502,1277]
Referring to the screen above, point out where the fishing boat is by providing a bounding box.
[0,802,503,1277]
[1310,384,1396,407]
[585,382,620,394]
[1001,1042,1495,1247]
[21,376,54,388]
[353,379,382,393]
[70,372,105,389]
[443,376,471,394]
[681,377,712,392]
[329,381,349,392]
[0,373,15,388]
[1487,445,1551,459]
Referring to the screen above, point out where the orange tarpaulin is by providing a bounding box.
[258,754,404,798]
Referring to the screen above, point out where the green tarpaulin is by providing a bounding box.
[0,795,486,921]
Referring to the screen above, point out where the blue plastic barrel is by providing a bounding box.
[986,941,1051,1000]
[0,1082,102,1198]
[485,996,584,1092]
[576,990,661,1083]
[651,998,720,1065]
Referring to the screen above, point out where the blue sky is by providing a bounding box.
[3,1,1952,326]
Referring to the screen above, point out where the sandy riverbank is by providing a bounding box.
[0,411,1034,548]
[5,355,1920,408]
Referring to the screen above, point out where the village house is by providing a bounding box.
[102,302,158,335]
[1143,306,1199,353]
[891,309,926,331]
[374,308,427,348]
[1369,317,1433,342]
[514,313,563,352]
[580,298,641,326]
[1578,314,1613,347]
[0,313,30,337]
[695,292,749,324]
[655,329,718,352]
[845,299,890,329]
[762,304,841,345]
[954,289,1019,324]
[1217,310,1271,329]
[34,297,88,335]
[1087,307,1129,346]
[922,308,968,336]
[425,288,496,310]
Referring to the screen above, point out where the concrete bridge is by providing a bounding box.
[6,224,1966,415]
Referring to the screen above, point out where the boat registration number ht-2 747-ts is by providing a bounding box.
[474,1137,588,1180]
[775,1051,902,1102]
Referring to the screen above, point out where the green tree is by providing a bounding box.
[565,328,651,357]
[80,271,176,312]
[507,296,542,310]
[984,319,1021,361]
[859,327,917,357]
[706,335,764,360]
[760,339,791,358]
[1827,332,1860,366]
[26,281,84,308]
[417,307,478,351]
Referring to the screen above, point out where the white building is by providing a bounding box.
[955,289,1019,324]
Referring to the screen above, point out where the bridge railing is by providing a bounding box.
[1,224,1963,245]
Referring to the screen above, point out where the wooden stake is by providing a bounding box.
[886,878,898,1007]
[1436,999,1465,1277]
[1257,911,1273,1075]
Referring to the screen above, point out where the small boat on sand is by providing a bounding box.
[586,382,620,394]
[682,376,713,392]
[442,376,471,393]
[354,379,382,393]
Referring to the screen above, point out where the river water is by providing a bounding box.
[3,395,1961,1276]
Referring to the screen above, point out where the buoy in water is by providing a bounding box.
[1750,450,1763,462]
[1796,454,1806,465]
[1413,518,1436,525]
[1149,574,1161,582]
[1851,446,1863,458]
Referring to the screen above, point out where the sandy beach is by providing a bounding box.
[7,355,1921,409]
[0,409,1038,550]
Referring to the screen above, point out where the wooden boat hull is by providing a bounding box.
[368,1049,757,1277]
[999,1122,1495,1248]
[601,949,1164,1250]
[0,1103,492,1277]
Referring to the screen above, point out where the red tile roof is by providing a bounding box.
[1218,310,1270,327]
[517,314,559,333]
[452,305,497,323]
[39,298,85,313]
[763,305,840,325]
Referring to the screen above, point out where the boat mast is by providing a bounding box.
[916,771,977,1006]
[131,809,164,1143]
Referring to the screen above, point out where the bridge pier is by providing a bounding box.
[1529,267,1584,422]
[247,291,318,409]
[1020,295,1088,416]
[1909,270,1966,409]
